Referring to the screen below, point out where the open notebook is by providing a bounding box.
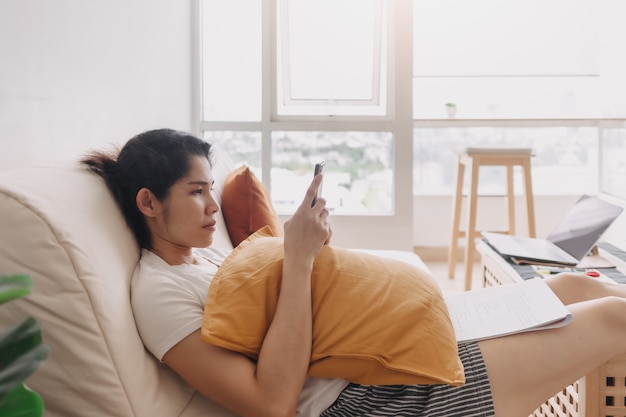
[445,278,572,343]
[482,195,623,267]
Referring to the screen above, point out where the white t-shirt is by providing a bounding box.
[131,248,348,416]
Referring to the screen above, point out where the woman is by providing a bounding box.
[83,128,626,417]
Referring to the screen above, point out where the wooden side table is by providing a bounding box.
[477,240,626,417]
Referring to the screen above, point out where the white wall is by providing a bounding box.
[0,0,192,171]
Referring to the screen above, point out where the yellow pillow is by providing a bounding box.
[220,165,283,247]
[201,227,465,386]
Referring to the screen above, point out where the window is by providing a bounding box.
[200,0,261,122]
[411,0,626,198]
[413,126,598,195]
[198,0,399,217]
[271,131,393,214]
[276,0,387,116]
[203,131,262,177]
[196,0,626,249]
[412,0,626,120]
[600,126,626,201]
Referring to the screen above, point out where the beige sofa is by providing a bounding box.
[0,150,429,417]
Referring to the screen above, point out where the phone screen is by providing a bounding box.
[312,161,325,207]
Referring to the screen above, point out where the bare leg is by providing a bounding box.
[543,272,626,305]
[479,296,626,417]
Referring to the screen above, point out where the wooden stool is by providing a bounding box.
[448,147,536,291]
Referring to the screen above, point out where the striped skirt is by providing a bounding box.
[320,342,494,417]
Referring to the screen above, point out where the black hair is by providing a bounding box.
[81,128,213,249]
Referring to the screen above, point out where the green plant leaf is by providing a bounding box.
[0,318,49,399]
[0,275,32,305]
[0,274,46,414]
[0,383,44,417]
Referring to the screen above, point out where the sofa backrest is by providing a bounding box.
[0,158,237,417]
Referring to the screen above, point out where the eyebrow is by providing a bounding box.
[187,180,215,186]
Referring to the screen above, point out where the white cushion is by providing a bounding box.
[0,162,235,417]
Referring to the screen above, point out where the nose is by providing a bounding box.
[206,191,220,214]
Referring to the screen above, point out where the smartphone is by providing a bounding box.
[311,161,325,207]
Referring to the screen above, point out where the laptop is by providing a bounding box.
[481,195,624,266]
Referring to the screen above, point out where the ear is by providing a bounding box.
[136,187,160,218]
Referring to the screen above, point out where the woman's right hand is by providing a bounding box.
[164,176,330,417]
[282,173,331,263]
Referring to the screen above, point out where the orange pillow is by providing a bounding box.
[201,227,465,386]
[220,166,283,247]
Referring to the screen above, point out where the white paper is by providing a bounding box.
[444,278,573,343]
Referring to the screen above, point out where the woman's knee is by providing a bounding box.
[594,296,626,329]
[545,273,600,303]
[547,272,584,286]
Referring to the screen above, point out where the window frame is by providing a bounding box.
[192,0,626,250]
[193,0,416,250]
[275,0,387,115]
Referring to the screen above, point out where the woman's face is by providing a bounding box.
[153,155,220,250]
